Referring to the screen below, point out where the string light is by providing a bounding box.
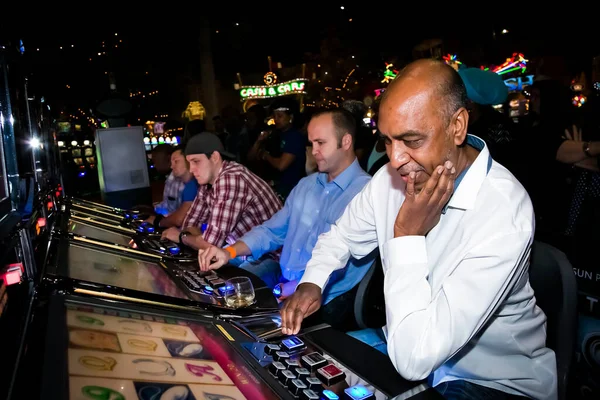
[28,36,123,62]
[130,90,159,98]
[342,68,355,89]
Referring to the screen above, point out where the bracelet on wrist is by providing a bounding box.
[224,246,236,259]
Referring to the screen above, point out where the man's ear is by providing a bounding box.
[210,151,221,163]
[342,133,352,150]
[451,107,469,145]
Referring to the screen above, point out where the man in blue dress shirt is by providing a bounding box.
[198,108,375,320]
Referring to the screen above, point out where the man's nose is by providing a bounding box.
[388,142,411,169]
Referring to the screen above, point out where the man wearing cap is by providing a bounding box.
[161,133,283,251]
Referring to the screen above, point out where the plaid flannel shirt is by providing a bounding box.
[182,161,283,247]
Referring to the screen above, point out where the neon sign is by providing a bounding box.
[239,79,307,100]
[443,54,462,71]
[503,74,534,92]
[374,88,386,97]
[381,63,398,84]
[264,72,277,85]
[492,53,528,75]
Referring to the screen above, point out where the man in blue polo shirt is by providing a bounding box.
[198,109,375,323]
[146,147,199,229]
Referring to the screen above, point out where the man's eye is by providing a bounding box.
[405,140,422,148]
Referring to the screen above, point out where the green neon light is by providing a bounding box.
[239,79,308,100]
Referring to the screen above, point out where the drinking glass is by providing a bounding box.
[224,277,256,308]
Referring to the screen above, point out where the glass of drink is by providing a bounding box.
[224,277,256,308]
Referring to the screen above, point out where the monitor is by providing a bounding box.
[46,296,282,400]
[67,243,187,300]
[67,219,133,248]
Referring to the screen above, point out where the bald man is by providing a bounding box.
[280,60,556,399]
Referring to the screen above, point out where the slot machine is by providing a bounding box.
[55,196,198,260]
[11,292,442,400]
[0,46,40,399]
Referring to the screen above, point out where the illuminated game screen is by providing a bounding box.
[65,301,279,399]
[68,220,133,247]
[67,244,187,300]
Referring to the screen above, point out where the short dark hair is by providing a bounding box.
[170,145,184,156]
[437,66,468,125]
[151,143,175,157]
[311,108,357,147]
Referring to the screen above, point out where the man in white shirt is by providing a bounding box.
[280,59,557,399]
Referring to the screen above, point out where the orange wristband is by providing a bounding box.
[225,246,236,259]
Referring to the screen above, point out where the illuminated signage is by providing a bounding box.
[492,53,528,75]
[182,101,206,121]
[374,88,386,97]
[264,72,278,85]
[443,54,462,71]
[381,63,398,84]
[503,74,534,92]
[239,79,308,100]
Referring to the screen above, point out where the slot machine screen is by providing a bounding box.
[56,297,281,400]
[68,220,133,247]
[84,148,93,157]
[67,243,187,300]
[72,149,82,157]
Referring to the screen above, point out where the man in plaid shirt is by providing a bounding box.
[161,133,282,251]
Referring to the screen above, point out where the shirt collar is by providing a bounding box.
[317,158,362,191]
[444,135,492,212]
[207,160,231,190]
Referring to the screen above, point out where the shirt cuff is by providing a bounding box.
[381,235,427,271]
[237,232,262,260]
[299,266,330,291]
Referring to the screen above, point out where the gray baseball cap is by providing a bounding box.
[184,132,235,160]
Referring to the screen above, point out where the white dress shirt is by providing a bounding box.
[301,135,557,399]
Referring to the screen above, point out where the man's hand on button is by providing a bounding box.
[280,283,322,335]
[198,246,230,272]
[161,227,181,242]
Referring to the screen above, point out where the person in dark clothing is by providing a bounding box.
[342,100,375,165]
[516,79,576,236]
[248,98,306,199]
